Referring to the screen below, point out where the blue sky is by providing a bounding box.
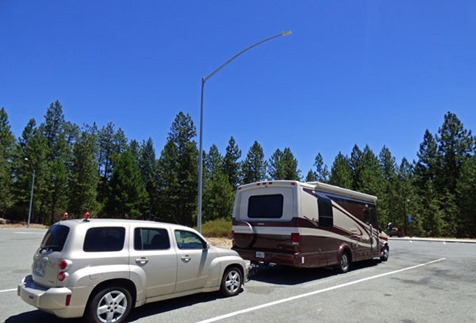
[1,1,475,176]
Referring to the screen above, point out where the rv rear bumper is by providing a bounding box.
[233,248,318,268]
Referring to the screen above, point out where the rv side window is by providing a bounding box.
[317,194,333,227]
[248,194,283,218]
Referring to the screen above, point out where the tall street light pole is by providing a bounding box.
[24,157,36,228]
[197,31,292,233]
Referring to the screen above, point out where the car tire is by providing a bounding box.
[337,251,350,273]
[220,267,243,297]
[380,247,389,261]
[84,286,132,323]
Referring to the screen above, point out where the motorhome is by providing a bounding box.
[232,180,389,273]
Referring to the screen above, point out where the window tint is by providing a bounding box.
[317,194,333,228]
[83,227,125,252]
[134,228,170,250]
[248,194,283,218]
[174,230,206,250]
[40,224,70,252]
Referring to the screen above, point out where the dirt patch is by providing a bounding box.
[0,222,48,229]
[206,237,232,249]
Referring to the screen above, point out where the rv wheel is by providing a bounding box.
[337,251,350,273]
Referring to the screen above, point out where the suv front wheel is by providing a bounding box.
[85,286,132,323]
[220,267,243,297]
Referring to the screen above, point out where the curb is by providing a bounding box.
[390,237,476,244]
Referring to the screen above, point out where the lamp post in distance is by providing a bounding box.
[24,157,36,228]
[197,31,292,233]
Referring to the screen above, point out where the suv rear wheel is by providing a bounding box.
[85,286,132,323]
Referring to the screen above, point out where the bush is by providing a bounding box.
[201,218,232,238]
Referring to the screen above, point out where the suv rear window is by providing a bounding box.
[83,227,125,252]
[248,194,283,218]
[40,224,70,252]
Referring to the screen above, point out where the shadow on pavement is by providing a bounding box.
[248,259,380,285]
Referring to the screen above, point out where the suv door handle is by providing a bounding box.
[135,257,149,265]
[181,255,191,263]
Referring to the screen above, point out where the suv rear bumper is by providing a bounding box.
[18,275,84,318]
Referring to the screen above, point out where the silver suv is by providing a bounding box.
[18,218,247,322]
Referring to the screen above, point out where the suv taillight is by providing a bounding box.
[57,271,69,282]
[59,259,72,271]
[58,259,72,282]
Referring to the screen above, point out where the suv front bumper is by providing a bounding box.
[17,275,84,318]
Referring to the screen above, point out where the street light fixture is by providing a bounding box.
[24,157,36,228]
[197,31,292,233]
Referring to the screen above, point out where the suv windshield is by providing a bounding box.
[40,225,70,252]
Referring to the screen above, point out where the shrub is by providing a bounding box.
[202,218,232,238]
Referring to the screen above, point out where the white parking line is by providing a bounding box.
[197,258,446,323]
[0,288,16,293]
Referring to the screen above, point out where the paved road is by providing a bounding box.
[1,229,475,322]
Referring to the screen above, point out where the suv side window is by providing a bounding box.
[134,228,170,250]
[174,230,206,250]
[83,227,125,252]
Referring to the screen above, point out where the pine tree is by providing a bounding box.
[305,170,317,182]
[203,145,234,221]
[378,146,398,229]
[242,141,267,183]
[97,123,128,205]
[396,158,421,236]
[267,147,300,180]
[414,130,438,188]
[329,152,353,189]
[14,119,48,223]
[420,180,444,237]
[268,148,284,180]
[157,112,198,226]
[353,145,383,196]
[435,112,474,193]
[223,137,242,187]
[42,101,74,224]
[68,128,99,217]
[105,149,148,218]
[312,153,329,182]
[0,108,15,217]
[138,138,158,219]
[456,156,476,237]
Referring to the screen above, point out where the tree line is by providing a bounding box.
[1,101,475,237]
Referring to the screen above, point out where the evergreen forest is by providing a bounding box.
[1,101,475,238]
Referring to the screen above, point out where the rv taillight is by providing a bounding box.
[291,233,300,245]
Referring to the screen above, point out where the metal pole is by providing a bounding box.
[197,31,292,233]
[24,158,35,228]
[27,169,35,228]
[198,77,205,233]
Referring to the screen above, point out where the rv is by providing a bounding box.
[232,180,389,273]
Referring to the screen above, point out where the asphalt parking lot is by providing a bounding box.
[1,229,475,322]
